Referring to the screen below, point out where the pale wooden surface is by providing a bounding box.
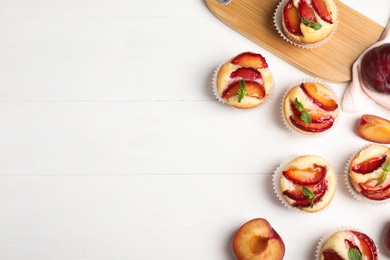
[0,1,389,259]
[206,0,384,83]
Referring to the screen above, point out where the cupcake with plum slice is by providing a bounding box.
[282,79,339,136]
[346,144,390,203]
[274,0,338,47]
[274,155,336,213]
[317,228,378,260]
[214,52,273,109]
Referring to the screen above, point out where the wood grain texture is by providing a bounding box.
[205,0,384,83]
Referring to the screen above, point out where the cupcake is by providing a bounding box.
[347,144,390,201]
[276,155,336,213]
[318,229,378,260]
[282,80,339,136]
[276,0,338,47]
[214,52,273,109]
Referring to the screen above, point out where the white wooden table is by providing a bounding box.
[0,1,389,259]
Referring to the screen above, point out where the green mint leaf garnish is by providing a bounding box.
[294,98,312,124]
[301,18,322,30]
[237,80,247,103]
[302,186,315,208]
[301,111,312,124]
[384,162,390,172]
[376,162,390,186]
[348,248,362,260]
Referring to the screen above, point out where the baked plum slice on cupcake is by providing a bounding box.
[320,230,378,260]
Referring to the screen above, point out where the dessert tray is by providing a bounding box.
[205,0,385,83]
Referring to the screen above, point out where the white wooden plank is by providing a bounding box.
[1,100,388,176]
[0,0,388,27]
[0,174,387,259]
[0,0,209,18]
[0,16,289,101]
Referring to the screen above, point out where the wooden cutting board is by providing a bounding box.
[205,0,385,83]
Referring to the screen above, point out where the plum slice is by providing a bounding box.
[322,249,343,260]
[230,67,262,81]
[361,186,390,200]
[283,0,302,36]
[291,183,327,207]
[290,101,333,123]
[360,176,390,193]
[300,83,338,111]
[298,0,316,22]
[222,81,265,100]
[351,156,386,174]
[289,114,334,132]
[283,164,327,185]
[283,179,327,200]
[231,52,268,69]
[351,231,378,260]
[312,0,333,24]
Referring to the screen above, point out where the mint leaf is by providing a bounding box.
[237,80,247,103]
[376,162,390,186]
[384,162,390,172]
[294,98,312,124]
[301,110,312,124]
[348,248,362,260]
[301,18,322,30]
[376,171,388,186]
[302,186,315,208]
[294,98,305,111]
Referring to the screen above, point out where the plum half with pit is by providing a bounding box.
[361,43,390,94]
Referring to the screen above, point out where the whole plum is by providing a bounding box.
[361,43,390,94]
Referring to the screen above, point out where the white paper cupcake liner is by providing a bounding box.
[273,0,339,49]
[212,61,275,111]
[280,77,340,138]
[273,154,336,214]
[315,226,378,260]
[344,143,390,206]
